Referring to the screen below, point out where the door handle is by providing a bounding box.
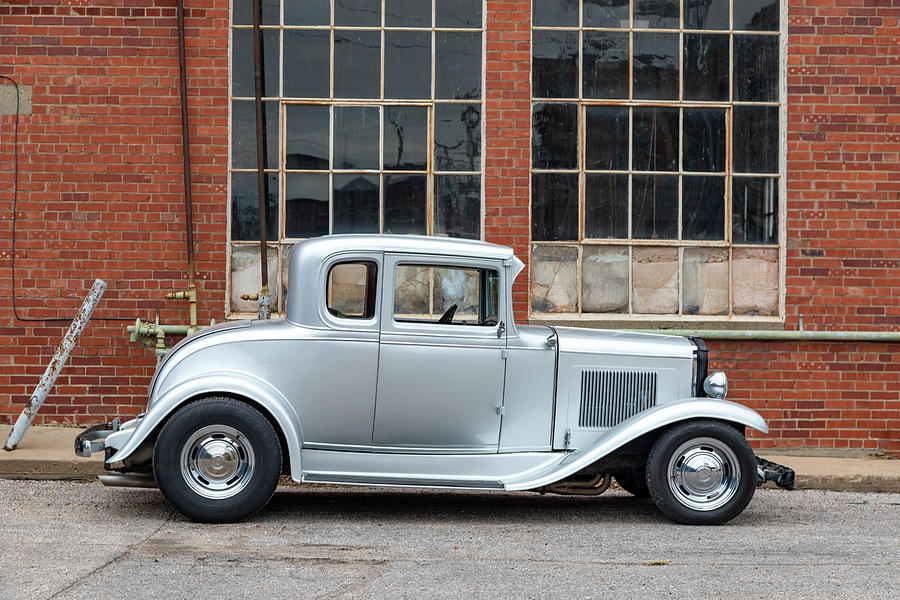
[497,321,506,339]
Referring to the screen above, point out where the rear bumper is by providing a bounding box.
[74,417,140,460]
[756,457,796,490]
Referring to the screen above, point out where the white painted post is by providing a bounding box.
[3,279,108,451]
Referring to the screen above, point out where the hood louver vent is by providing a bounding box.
[579,370,657,429]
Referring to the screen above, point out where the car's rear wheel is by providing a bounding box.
[646,420,756,525]
[613,471,650,498]
[153,397,281,523]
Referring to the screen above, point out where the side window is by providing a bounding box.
[326,261,377,319]
[393,265,499,326]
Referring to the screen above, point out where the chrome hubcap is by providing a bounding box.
[180,425,255,500]
[667,437,740,512]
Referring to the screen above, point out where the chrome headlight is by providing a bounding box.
[703,371,728,399]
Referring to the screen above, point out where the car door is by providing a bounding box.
[372,253,507,453]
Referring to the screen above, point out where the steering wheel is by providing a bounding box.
[437,304,458,324]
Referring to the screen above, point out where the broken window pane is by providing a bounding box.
[582,246,628,313]
[435,32,482,99]
[683,248,729,315]
[684,0,728,30]
[633,33,678,100]
[384,174,427,235]
[532,30,578,98]
[384,106,429,171]
[230,243,279,313]
[531,245,578,313]
[634,0,678,28]
[283,31,330,98]
[732,247,779,316]
[585,106,628,171]
[583,31,629,99]
[231,172,278,241]
[733,106,779,173]
[733,0,780,31]
[632,175,678,239]
[683,34,729,102]
[385,31,431,100]
[285,104,329,170]
[632,246,678,314]
[434,103,482,171]
[332,174,379,233]
[532,103,578,170]
[732,177,779,244]
[583,0,629,28]
[734,35,780,103]
[633,107,679,171]
[683,175,725,240]
[434,174,480,239]
[533,0,578,26]
[532,173,579,241]
[334,31,381,99]
[333,106,380,170]
[285,173,329,239]
[584,174,628,239]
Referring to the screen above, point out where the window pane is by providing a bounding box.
[683,33,729,102]
[231,172,278,241]
[286,104,329,170]
[532,30,578,98]
[533,0,578,26]
[333,174,379,233]
[582,246,628,313]
[633,33,679,100]
[335,0,381,26]
[436,0,482,28]
[334,31,381,99]
[632,174,678,239]
[232,29,279,97]
[531,245,578,313]
[734,0,780,31]
[285,173,329,238]
[328,262,377,319]
[734,35,780,102]
[394,265,430,317]
[283,31,330,98]
[585,106,628,170]
[232,100,279,170]
[435,32,482,100]
[732,177,779,244]
[434,103,482,171]
[634,0,679,28]
[334,106,380,170]
[431,267,493,324]
[532,173,579,241]
[733,106,779,173]
[583,31,629,99]
[384,106,428,171]
[632,246,678,313]
[683,248,728,315]
[384,31,431,100]
[386,0,431,27]
[633,107,679,172]
[683,107,725,172]
[384,175,427,234]
[233,0,279,25]
[682,175,725,240]
[585,174,628,239]
[284,0,329,25]
[732,247,778,316]
[532,103,578,170]
[583,0,629,27]
[434,175,481,239]
[684,0,729,29]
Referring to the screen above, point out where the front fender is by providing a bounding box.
[504,398,767,491]
[106,372,303,481]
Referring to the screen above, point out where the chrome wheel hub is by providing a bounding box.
[180,425,255,500]
[667,437,740,512]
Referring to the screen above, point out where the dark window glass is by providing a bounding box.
[231,172,278,241]
[434,103,482,171]
[385,31,431,100]
[684,0,729,30]
[585,174,628,238]
[532,173,579,241]
[283,31,330,98]
[386,0,432,27]
[683,108,725,172]
[734,35,780,102]
[435,32,482,99]
[734,0,779,31]
[533,0,578,27]
[682,176,725,240]
[633,33,679,100]
[284,0,329,25]
[286,104,329,170]
[634,0,679,28]
[434,175,481,239]
[232,101,279,170]
[384,106,429,171]
[327,262,378,319]
[232,29,279,97]
[436,0,482,28]
[334,31,381,99]
[334,106,380,170]
[233,0,279,25]
[733,106,778,173]
[683,33,728,101]
[732,177,778,244]
[585,106,628,171]
[583,0,629,27]
[333,174,379,233]
[633,107,679,172]
[532,30,578,98]
[384,175,427,234]
[632,175,678,239]
[285,173,329,238]
[583,31,629,99]
[532,103,578,170]
[335,0,381,26]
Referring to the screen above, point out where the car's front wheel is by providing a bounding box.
[646,420,756,525]
[153,397,282,523]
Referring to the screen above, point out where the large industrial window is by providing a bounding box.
[229,0,484,314]
[530,0,782,319]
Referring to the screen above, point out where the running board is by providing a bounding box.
[304,473,505,489]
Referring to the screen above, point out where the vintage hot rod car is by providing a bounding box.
[76,235,793,524]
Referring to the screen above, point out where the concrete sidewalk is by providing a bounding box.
[1,426,898,492]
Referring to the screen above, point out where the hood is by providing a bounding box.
[554,326,693,359]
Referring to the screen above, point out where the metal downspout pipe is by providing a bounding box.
[252,0,271,320]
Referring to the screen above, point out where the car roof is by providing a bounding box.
[290,234,517,263]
